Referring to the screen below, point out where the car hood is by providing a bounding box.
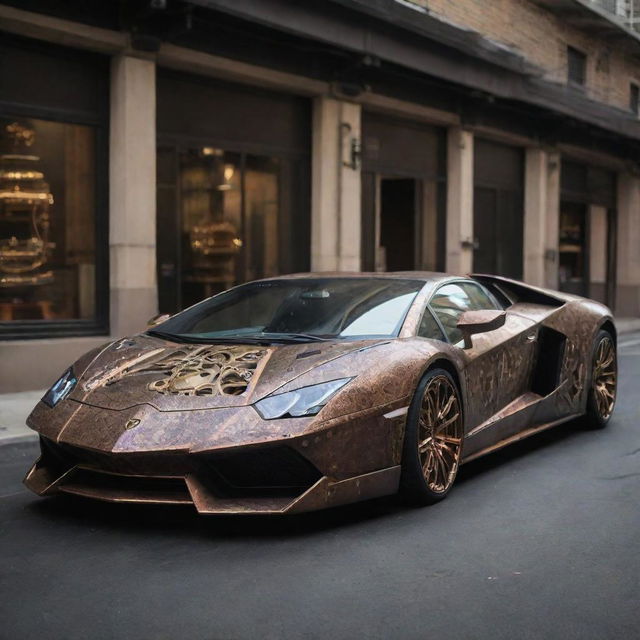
[68,333,390,411]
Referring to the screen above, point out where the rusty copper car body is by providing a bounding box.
[23,272,616,515]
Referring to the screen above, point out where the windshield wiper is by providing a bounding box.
[146,330,276,346]
[258,332,334,343]
[146,330,336,345]
[146,329,189,343]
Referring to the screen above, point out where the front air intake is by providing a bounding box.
[202,446,322,496]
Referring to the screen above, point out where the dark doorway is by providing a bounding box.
[360,112,446,272]
[473,186,523,278]
[380,178,417,271]
[473,187,498,275]
[473,139,524,279]
[559,160,617,307]
[558,200,616,304]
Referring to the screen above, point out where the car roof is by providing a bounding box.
[260,271,457,285]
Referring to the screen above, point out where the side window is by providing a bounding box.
[430,282,499,346]
[418,307,446,341]
[459,283,500,311]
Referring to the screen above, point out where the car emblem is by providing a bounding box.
[124,418,141,430]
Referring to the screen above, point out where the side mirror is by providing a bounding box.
[457,309,506,349]
[147,313,171,328]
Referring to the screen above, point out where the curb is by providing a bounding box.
[0,434,38,447]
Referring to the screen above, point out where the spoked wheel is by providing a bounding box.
[400,368,464,504]
[583,330,617,429]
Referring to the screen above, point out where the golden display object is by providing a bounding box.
[0,122,55,290]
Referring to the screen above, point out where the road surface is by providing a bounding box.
[1,334,639,640]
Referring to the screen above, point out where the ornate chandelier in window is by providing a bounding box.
[0,121,54,289]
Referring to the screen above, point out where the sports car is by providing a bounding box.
[24,272,617,514]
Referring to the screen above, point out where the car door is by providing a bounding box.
[427,281,537,432]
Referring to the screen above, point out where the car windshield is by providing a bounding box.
[149,277,424,343]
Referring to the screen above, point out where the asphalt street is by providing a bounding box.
[1,335,639,640]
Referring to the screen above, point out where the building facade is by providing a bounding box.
[1,0,639,392]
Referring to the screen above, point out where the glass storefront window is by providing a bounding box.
[0,117,98,324]
[245,154,280,282]
[180,148,242,305]
[174,147,283,309]
[558,202,587,296]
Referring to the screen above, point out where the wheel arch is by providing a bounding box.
[421,355,466,416]
[599,319,617,345]
[426,357,462,393]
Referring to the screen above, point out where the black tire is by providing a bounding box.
[580,329,617,430]
[399,367,464,505]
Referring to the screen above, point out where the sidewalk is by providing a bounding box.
[0,390,43,445]
[616,317,640,334]
[2,317,639,446]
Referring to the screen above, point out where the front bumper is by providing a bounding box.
[24,436,401,515]
[23,397,408,514]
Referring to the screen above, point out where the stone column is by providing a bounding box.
[311,96,361,272]
[589,204,608,303]
[616,173,640,316]
[109,55,157,337]
[446,127,474,275]
[524,148,561,289]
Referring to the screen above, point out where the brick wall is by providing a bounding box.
[411,0,640,111]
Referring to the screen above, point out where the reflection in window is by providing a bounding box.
[178,148,281,309]
[180,148,242,305]
[340,292,416,336]
[0,118,96,322]
[431,284,473,346]
[559,202,586,296]
[245,155,279,282]
[430,282,498,346]
[418,307,445,341]
[157,278,424,339]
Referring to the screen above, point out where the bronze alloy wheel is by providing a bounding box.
[418,374,464,494]
[592,335,616,420]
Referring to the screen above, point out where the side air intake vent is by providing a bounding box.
[531,327,567,396]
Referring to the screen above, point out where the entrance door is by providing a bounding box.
[473,139,524,279]
[473,187,498,275]
[559,161,617,306]
[558,200,616,305]
[473,187,523,278]
[380,178,418,271]
[360,112,445,272]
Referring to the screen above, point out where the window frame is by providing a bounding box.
[416,303,447,342]
[415,278,502,345]
[567,45,587,88]
[0,102,110,340]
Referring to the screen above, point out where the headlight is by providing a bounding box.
[254,378,352,419]
[42,368,77,408]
